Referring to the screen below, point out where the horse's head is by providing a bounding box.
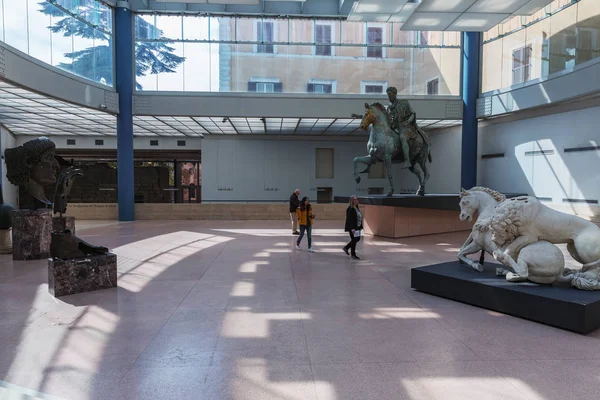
[459,188,479,222]
[360,103,377,130]
[360,102,388,130]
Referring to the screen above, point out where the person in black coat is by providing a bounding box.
[343,195,363,259]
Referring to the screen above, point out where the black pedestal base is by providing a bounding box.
[411,261,600,334]
[48,252,117,297]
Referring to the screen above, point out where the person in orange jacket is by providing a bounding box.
[295,196,315,252]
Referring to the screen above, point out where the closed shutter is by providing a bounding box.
[248,81,257,91]
[307,83,314,93]
[274,82,283,92]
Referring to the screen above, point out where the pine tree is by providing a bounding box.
[39,1,184,89]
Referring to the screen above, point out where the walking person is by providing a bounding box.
[343,195,363,259]
[289,189,301,235]
[295,197,315,252]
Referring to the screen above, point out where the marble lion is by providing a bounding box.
[488,196,600,274]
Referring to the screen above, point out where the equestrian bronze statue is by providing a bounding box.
[351,87,432,196]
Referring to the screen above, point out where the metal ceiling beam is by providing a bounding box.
[224,117,240,134]
[131,0,343,16]
[191,117,213,134]
[293,117,302,134]
[321,118,338,134]
[261,117,267,134]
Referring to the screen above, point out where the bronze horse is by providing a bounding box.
[353,102,432,196]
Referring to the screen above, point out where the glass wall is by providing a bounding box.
[482,0,600,93]
[0,0,113,87]
[134,14,461,96]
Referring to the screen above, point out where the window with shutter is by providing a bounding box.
[256,21,274,54]
[315,24,332,56]
[365,85,383,93]
[367,27,383,58]
[307,80,335,94]
[511,45,532,85]
[426,78,439,95]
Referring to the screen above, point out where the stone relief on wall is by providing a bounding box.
[458,187,600,290]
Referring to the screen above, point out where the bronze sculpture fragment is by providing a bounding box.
[50,229,109,260]
[4,137,60,207]
[54,166,84,216]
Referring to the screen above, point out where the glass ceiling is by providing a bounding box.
[0,81,461,137]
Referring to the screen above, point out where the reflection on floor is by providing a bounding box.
[0,220,597,400]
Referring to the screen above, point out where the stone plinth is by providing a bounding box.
[333,194,527,239]
[0,229,12,254]
[362,205,473,238]
[12,210,52,260]
[48,252,117,297]
[411,261,600,334]
[53,216,75,234]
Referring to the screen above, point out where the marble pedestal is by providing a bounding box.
[12,210,52,260]
[0,229,12,254]
[412,261,600,334]
[53,216,75,234]
[48,252,117,297]
[334,193,526,239]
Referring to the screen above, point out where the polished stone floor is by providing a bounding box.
[0,220,598,400]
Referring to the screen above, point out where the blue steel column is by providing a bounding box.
[461,31,482,190]
[115,1,134,221]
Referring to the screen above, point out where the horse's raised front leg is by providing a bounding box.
[353,155,375,184]
[383,157,394,196]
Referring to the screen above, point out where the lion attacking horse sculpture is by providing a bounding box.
[352,102,432,196]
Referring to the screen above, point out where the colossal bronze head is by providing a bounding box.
[4,137,60,205]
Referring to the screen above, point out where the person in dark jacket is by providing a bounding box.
[289,189,301,235]
[343,195,363,259]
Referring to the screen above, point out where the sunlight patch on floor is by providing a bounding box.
[238,261,270,273]
[220,311,310,338]
[381,248,424,253]
[358,308,440,320]
[231,359,315,400]
[402,377,546,400]
[230,281,255,297]
[213,228,347,237]
[0,381,65,400]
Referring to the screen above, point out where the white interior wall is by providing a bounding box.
[478,104,600,213]
[1,126,18,206]
[201,137,438,202]
[426,127,462,194]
